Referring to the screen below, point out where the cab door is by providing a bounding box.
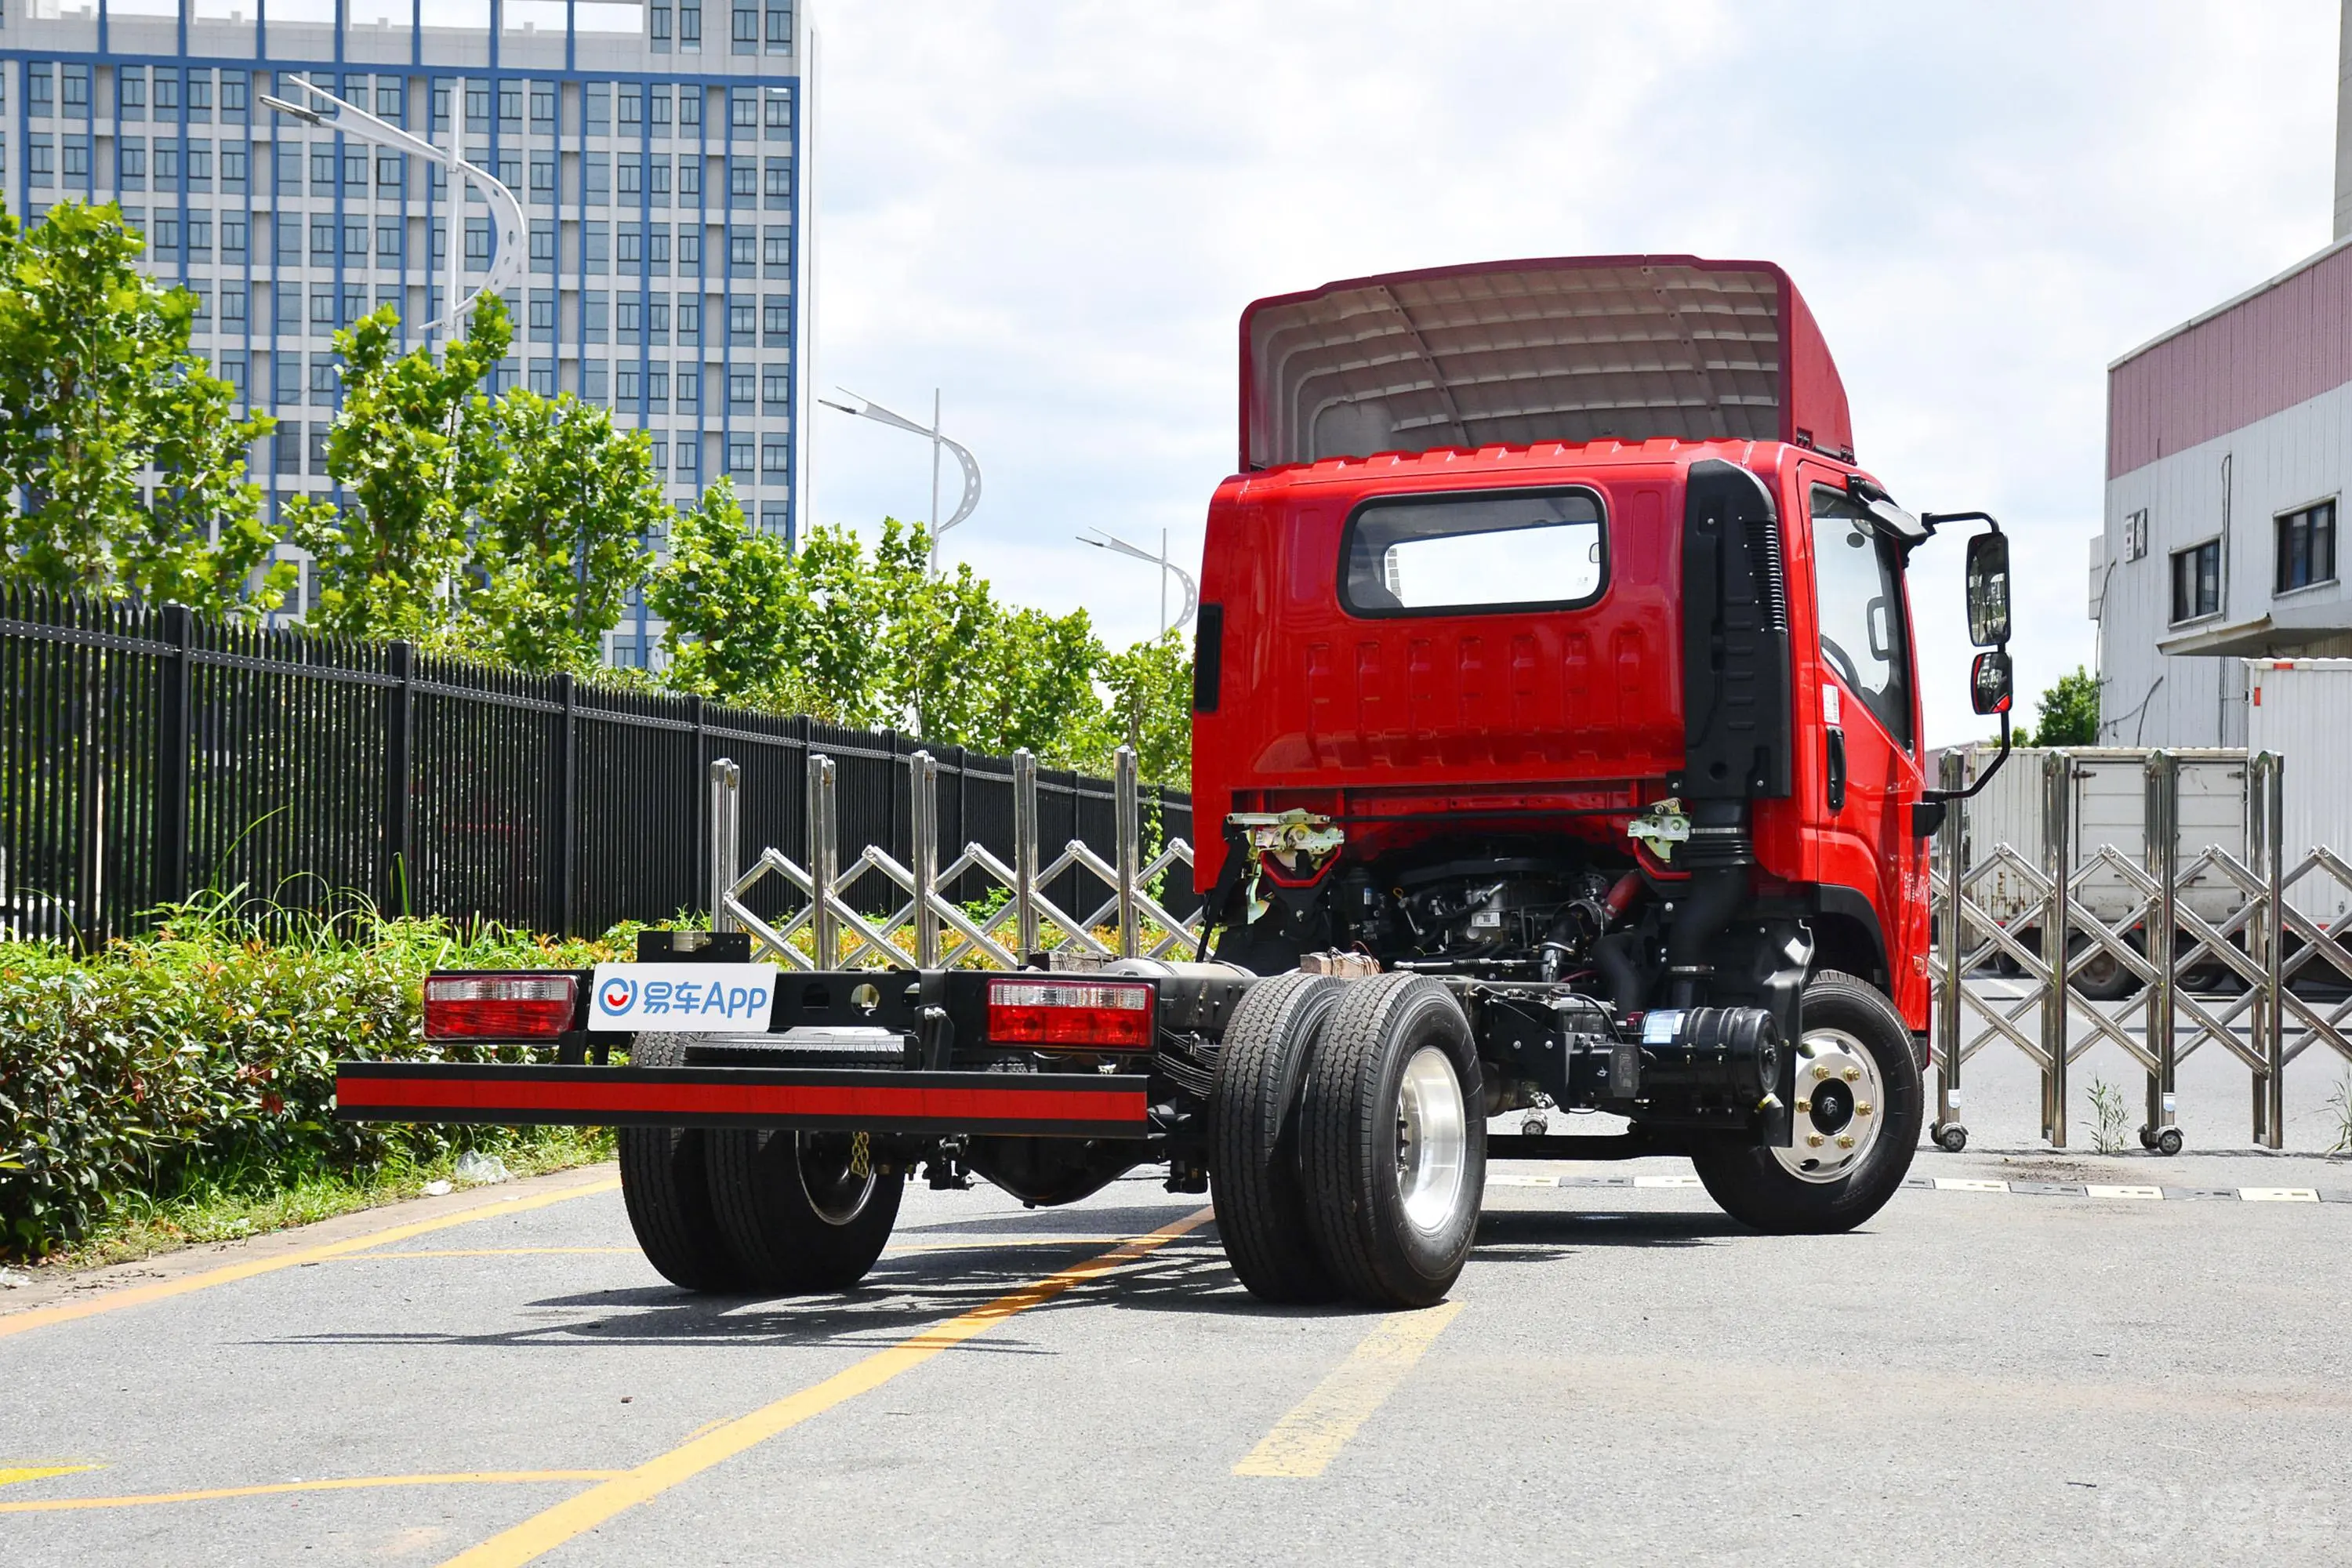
[1796,464,1929,1012]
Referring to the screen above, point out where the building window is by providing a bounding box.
[766,4,789,53]
[732,5,757,53]
[223,217,248,261]
[765,88,791,138]
[728,230,755,276]
[344,216,368,259]
[528,292,556,342]
[728,368,753,408]
[120,138,148,189]
[649,156,672,208]
[618,291,642,343]
[224,75,250,124]
[647,293,670,341]
[28,65,52,118]
[377,218,402,267]
[681,2,703,51]
[222,286,249,328]
[585,222,612,274]
[531,151,556,205]
[648,226,673,272]
[647,366,669,412]
[619,221,643,267]
[583,292,609,343]
[652,4,673,49]
[760,500,789,538]
[677,297,701,345]
[677,157,701,202]
[529,359,555,396]
[120,67,147,121]
[188,216,212,260]
[585,154,612,207]
[499,82,522,129]
[652,88,673,136]
[529,220,557,275]
[617,364,641,406]
[28,136,53,188]
[2171,539,2221,624]
[586,83,613,137]
[464,216,492,270]
[762,158,790,209]
[762,227,789,276]
[760,435,787,477]
[274,423,303,474]
[310,355,339,407]
[728,299,753,345]
[308,424,331,474]
[583,359,609,402]
[676,364,699,410]
[221,142,248,195]
[762,296,789,345]
[728,434,753,474]
[761,363,786,410]
[311,216,335,263]
[531,82,556,131]
[2275,500,2336,594]
[62,135,89,183]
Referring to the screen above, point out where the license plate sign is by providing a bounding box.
[587,963,779,1033]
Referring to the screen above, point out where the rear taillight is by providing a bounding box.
[423,974,579,1040]
[985,978,1154,1050]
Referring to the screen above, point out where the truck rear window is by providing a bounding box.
[1340,488,1606,616]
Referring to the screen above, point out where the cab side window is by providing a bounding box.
[1809,485,1914,750]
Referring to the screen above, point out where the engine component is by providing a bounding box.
[1636,1006,1781,1111]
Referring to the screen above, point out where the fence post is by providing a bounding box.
[808,753,837,967]
[382,640,416,917]
[689,695,707,916]
[708,756,740,932]
[1014,748,1040,960]
[911,750,940,967]
[154,604,194,908]
[1116,745,1139,959]
[550,672,577,937]
[1934,748,1966,1143]
[2041,749,2072,1147]
[2144,749,2179,1145]
[2253,750,2286,1149]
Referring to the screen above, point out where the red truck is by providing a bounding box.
[337,255,2016,1309]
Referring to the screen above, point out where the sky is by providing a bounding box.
[801,0,2342,749]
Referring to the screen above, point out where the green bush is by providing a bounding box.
[0,896,635,1260]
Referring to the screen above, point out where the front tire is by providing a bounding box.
[1210,972,1345,1304]
[1691,970,1923,1233]
[705,1128,903,1293]
[617,1033,748,1293]
[1300,976,1485,1308]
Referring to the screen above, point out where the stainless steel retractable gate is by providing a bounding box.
[1932,747,2352,1151]
[702,746,1205,973]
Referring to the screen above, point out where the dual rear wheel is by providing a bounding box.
[1211,975,1486,1309]
[617,1033,901,1294]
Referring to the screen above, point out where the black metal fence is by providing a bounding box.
[0,587,1193,946]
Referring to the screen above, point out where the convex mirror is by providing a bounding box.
[1970,649,2014,716]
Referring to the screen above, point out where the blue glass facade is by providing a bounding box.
[0,0,804,667]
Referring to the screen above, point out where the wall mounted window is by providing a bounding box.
[761,295,789,345]
[2275,500,2336,594]
[762,226,788,275]
[119,137,148,190]
[679,84,703,130]
[732,5,757,54]
[728,299,752,345]
[187,140,213,191]
[154,71,179,121]
[651,88,673,135]
[765,3,789,53]
[676,363,700,409]
[187,74,213,122]
[28,66,52,119]
[728,434,753,474]
[2171,539,2221,624]
[619,85,642,131]
[765,89,790,139]
[528,291,556,341]
[28,136,54,188]
[585,153,612,206]
[585,83,612,137]
[223,75,249,124]
[530,82,557,131]
[465,82,490,134]
[762,158,789,208]
[652,4,673,49]
[222,216,248,261]
[63,65,89,119]
[728,368,753,408]
[119,67,147,120]
[221,287,248,329]
[677,156,702,201]
[584,221,611,274]
[681,2,703,51]
[499,82,522,130]
[221,143,248,195]
[619,220,643,266]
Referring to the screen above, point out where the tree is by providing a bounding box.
[0,201,285,617]
[459,389,659,672]
[1092,631,1193,786]
[2024,665,2101,746]
[644,481,834,712]
[283,299,510,641]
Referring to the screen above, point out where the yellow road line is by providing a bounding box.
[884,1236,1139,1254]
[0,1466,96,1489]
[0,1472,625,1515]
[332,1247,642,1261]
[437,1206,1217,1568]
[0,1178,621,1341]
[1233,1300,1465,1479]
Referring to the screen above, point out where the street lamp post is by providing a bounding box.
[1080,527,1198,638]
[818,387,982,574]
[258,75,525,340]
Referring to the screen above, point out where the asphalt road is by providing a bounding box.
[5,1131,2350,1568]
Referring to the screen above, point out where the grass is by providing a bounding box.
[2086,1075,2132,1156]
[22,1128,616,1275]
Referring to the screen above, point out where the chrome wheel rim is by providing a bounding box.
[1396,1045,1468,1233]
[1772,1027,1884,1185]
[797,1132,877,1225]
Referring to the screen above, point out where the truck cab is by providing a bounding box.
[1194,256,1950,1034]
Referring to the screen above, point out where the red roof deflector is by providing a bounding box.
[1240,255,1853,471]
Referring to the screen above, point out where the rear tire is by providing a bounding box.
[617,1033,747,1293]
[1300,975,1485,1308]
[705,1127,902,1293]
[1210,972,1344,1304]
[1691,970,1922,1233]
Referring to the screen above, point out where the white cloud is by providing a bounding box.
[806,0,2338,746]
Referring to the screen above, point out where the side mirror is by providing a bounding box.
[1970,649,2013,716]
[1965,532,2011,647]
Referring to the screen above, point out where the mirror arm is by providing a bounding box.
[1924,706,2012,802]
[1920,510,2003,539]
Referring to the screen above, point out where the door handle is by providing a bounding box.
[1826,727,1847,814]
